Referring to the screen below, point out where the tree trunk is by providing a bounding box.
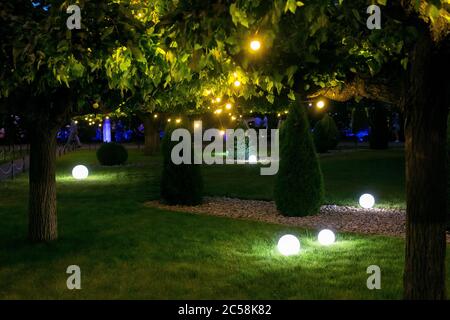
[142,114,160,155]
[403,31,449,300]
[28,116,59,242]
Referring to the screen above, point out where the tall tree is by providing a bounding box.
[0,0,168,241]
[159,0,450,299]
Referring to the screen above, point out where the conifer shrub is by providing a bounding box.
[160,122,203,206]
[274,103,324,217]
[313,114,340,153]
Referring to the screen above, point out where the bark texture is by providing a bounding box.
[308,28,450,299]
[142,114,160,155]
[28,114,59,242]
[27,90,69,242]
[403,29,450,300]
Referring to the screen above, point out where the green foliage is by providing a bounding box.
[96,143,128,166]
[274,103,324,217]
[369,106,390,150]
[160,124,203,206]
[313,114,340,153]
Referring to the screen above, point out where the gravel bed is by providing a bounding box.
[145,197,450,241]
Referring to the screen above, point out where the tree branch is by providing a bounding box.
[308,76,403,106]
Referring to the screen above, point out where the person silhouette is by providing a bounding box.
[66,120,82,148]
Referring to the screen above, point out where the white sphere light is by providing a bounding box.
[248,155,258,164]
[277,235,301,256]
[359,193,375,209]
[250,40,261,51]
[72,165,89,180]
[318,229,336,246]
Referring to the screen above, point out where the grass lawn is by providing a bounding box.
[1,148,447,299]
[203,149,406,208]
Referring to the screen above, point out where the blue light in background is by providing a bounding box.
[103,119,112,143]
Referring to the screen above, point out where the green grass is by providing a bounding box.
[203,149,405,208]
[1,148,446,300]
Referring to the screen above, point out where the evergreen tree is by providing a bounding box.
[274,103,324,216]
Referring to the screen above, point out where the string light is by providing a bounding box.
[226,103,232,110]
[250,40,261,52]
[317,100,326,109]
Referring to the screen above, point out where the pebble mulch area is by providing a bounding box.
[145,197,450,241]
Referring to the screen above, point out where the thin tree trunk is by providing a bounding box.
[143,114,159,155]
[28,116,58,242]
[403,31,449,300]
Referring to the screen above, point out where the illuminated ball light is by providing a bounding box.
[250,40,261,51]
[318,229,336,246]
[72,165,89,180]
[277,235,300,256]
[359,193,375,209]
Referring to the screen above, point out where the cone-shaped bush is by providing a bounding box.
[274,103,324,216]
[313,114,340,153]
[160,122,203,206]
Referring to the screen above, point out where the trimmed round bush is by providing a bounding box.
[274,103,324,217]
[313,114,340,153]
[160,123,203,206]
[96,143,128,166]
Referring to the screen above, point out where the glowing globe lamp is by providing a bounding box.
[359,193,375,209]
[250,40,261,52]
[316,100,325,109]
[72,165,89,180]
[277,235,300,256]
[318,229,336,246]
